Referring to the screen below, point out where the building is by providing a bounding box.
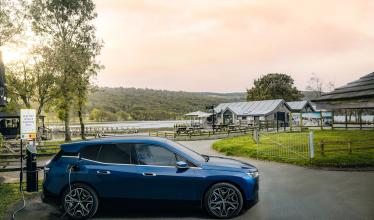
[214,99,292,126]
[184,111,212,127]
[313,72,374,129]
[313,72,374,110]
[287,100,315,113]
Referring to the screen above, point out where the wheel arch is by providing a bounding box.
[59,181,101,202]
[200,180,246,208]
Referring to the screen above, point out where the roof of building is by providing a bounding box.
[214,99,291,117]
[314,72,374,102]
[185,111,212,118]
[287,100,315,112]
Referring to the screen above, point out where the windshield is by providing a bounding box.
[165,140,205,162]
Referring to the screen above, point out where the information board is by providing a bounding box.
[20,109,37,140]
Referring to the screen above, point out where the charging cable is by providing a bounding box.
[12,171,26,220]
[60,165,74,219]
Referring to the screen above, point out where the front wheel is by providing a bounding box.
[62,183,99,219]
[204,183,243,219]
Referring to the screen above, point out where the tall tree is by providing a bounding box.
[247,73,303,101]
[31,0,99,141]
[32,46,58,118]
[73,27,102,140]
[0,0,27,105]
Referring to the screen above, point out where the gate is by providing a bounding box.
[256,130,313,162]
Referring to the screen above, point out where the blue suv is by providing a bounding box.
[42,137,259,219]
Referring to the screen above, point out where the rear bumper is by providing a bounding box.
[41,188,59,206]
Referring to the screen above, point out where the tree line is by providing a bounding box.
[0,0,102,141]
[86,87,245,121]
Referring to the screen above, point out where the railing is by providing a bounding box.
[318,139,374,155]
[151,127,252,139]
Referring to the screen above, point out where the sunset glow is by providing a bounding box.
[92,0,374,92]
[1,46,29,64]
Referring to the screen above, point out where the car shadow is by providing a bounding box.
[93,200,212,219]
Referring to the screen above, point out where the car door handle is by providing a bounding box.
[142,172,157,177]
[97,170,111,175]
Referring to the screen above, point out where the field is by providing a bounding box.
[213,130,374,167]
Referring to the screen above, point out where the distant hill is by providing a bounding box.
[87,87,245,120]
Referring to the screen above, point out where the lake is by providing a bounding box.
[47,120,190,129]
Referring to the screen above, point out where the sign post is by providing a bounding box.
[20,109,38,192]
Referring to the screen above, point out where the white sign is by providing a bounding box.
[20,109,37,140]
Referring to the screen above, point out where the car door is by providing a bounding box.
[80,143,143,199]
[134,143,200,201]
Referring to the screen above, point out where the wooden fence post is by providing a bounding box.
[319,141,325,156]
[348,140,352,154]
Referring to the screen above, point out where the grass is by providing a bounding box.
[213,130,374,168]
[0,182,42,219]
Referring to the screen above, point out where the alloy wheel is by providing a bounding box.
[208,186,240,218]
[64,187,94,218]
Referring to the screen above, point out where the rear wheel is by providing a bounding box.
[204,183,243,219]
[62,183,99,219]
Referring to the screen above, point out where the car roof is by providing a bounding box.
[60,136,169,152]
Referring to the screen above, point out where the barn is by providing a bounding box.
[214,99,292,127]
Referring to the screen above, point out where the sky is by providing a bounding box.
[5,0,374,93]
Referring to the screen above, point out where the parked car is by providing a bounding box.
[42,137,259,219]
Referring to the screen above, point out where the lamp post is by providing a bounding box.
[206,105,215,134]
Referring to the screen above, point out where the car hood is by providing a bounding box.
[201,156,257,172]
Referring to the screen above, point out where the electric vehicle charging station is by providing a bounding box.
[20,109,38,192]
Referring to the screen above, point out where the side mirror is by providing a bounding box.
[176,161,189,169]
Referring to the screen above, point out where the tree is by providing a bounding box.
[306,73,335,98]
[0,0,28,105]
[116,110,132,121]
[32,46,58,118]
[247,73,303,101]
[73,32,102,140]
[31,0,99,141]
[5,61,36,108]
[5,46,58,125]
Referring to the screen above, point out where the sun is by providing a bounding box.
[1,46,29,64]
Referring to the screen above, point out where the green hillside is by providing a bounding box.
[87,87,245,121]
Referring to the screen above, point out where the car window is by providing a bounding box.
[80,145,100,160]
[97,144,133,164]
[135,144,176,166]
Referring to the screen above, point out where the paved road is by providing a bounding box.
[10,140,374,220]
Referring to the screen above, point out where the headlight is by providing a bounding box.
[247,170,259,178]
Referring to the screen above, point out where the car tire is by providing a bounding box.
[61,183,99,219]
[204,182,243,219]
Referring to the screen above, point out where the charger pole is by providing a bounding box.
[20,139,23,191]
[20,109,38,192]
